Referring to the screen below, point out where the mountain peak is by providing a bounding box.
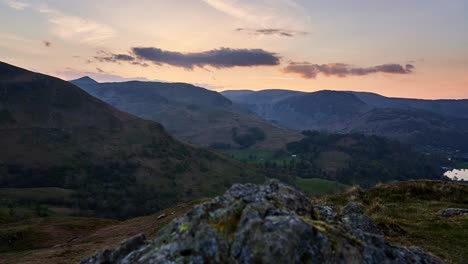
[71,76,98,84]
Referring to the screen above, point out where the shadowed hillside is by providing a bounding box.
[71,78,301,150]
[0,61,264,219]
[223,89,468,151]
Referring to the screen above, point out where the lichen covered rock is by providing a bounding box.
[82,180,443,264]
[438,208,468,217]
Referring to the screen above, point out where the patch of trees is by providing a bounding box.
[232,127,266,148]
[260,131,444,187]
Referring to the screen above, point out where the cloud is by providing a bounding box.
[43,40,52,47]
[45,12,115,44]
[201,0,308,29]
[4,0,29,10]
[282,62,415,79]
[4,2,115,45]
[236,28,308,37]
[94,50,135,63]
[131,47,280,69]
[93,50,149,67]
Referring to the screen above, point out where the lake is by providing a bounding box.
[444,169,468,181]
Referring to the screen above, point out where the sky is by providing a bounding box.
[1,0,467,99]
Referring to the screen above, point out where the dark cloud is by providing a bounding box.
[131,47,280,69]
[96,67,105,73]
[236,28,309,37]
[43,40,52,47]
[94,51,135,63]
[131,61,149,67]
[282,62,415,79]
[92,50,149,67]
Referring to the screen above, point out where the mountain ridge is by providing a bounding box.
[0,61,265,219]
[223,89,468,150]
[71,78,301,149]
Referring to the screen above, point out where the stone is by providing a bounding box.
[82,180,443,264]
[438,208,468,217]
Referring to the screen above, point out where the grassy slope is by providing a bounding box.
[317,180,468,263]
[295,178,348,196]
[0,200,203,264]
[2,181,467,263]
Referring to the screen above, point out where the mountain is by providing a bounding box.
[222,89,303,105]
[225,89,468,150]
[71,79,301,149]
[0,61,264,219]
[340,108,468,150]
[350,91,468,119]
[270,91,370,130]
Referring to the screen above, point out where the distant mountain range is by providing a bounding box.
[222,89,468,151]
[71,77,301,149]
[0,61,264,219]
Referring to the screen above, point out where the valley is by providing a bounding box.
[0,61,466,264]
[223,89,468,151]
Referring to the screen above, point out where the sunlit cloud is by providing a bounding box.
[282,62,415,79]
[236,28,308,37]
[4,2,115,45]
[43,10,115,44]
[201,0,308,29]
[3,0,29,10]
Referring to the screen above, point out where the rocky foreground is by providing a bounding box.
[82,180,442,264]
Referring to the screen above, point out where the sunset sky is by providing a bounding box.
[1,0,467,99]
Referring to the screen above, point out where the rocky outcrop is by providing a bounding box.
[82,180,443,264]
[438,208,468,217]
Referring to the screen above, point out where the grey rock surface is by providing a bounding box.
[82,180,443,264]
[438,208,468,217]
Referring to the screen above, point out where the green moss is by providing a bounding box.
[300,217,365,251]
[179,222,190,232]
[209,212,241,240]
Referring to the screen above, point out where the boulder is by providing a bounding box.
[82,180,443,264]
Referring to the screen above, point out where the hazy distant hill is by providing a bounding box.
[340,108,468,150]
[0,61,264,219]
[71,78,301,149]
[350,91,468,119]
[223,89,468,150]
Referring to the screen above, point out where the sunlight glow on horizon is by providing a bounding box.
[1,0,467,99]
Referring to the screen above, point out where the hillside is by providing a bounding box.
[224,89,468,151]
[319,180,468,263]
[71,78,301,149]
[2,180,466,263]
[219,131,444,187]
[0,61,264,219]
[340,108,468,150]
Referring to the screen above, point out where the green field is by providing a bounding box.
[220,149,294,164]
[295,177,348,196]
[455,161,468,169]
